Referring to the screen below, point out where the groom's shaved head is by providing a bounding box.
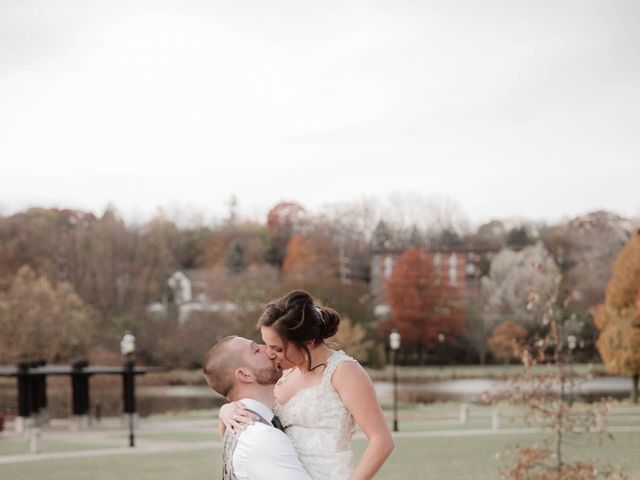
[202,336,243,398]
[203,335,281,400]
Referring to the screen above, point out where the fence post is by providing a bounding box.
[491,408,500,431]
[16,362,31,434]
[595,406,605,432]
[30,427,42,454]
[33,359,48,425]
[71,361,90,430]
[460,404,469,424]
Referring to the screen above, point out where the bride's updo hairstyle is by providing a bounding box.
[257,290,341,370]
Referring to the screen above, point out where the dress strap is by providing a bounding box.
[321,350,357,385]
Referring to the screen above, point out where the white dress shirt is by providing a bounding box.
[232,398,312,480]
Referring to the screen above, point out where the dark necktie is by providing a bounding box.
[271,415,285,432]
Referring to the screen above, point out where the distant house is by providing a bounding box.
[167,271,192,304]
[147,270,237,324]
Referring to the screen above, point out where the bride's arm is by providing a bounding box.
[332,362,394,480]
[217,401,258,436]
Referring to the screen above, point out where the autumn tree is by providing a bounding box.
[488,320,527,363]
[0,208,95,285]
[277,274,374,329]
[226,264,281,310]
[595,230,640,403]
[381,192,471,242]
[496,275,627,480]
[329,317,374,363]
[282,234,318,275]
[471,219,507,249]
[204,222,271,270]
[545,211,630,309]
[265,202,306,266]
[482,242,560,331]
[463,292,491,364]
[314,202,381,283]
[282,233,338,280]
[385,248,465,363]
[0,265,95,363]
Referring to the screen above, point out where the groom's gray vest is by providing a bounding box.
[222,409,273,480]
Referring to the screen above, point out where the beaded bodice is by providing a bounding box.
[273,350,357,480]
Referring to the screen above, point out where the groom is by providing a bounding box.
[202,336,312,480]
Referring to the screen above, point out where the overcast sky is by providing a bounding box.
[1,0,639,225]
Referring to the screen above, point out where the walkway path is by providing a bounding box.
[2,418,640,466]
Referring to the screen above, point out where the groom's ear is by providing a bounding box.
[235,368,255,384]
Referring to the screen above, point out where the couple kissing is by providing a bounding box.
[203,290,394,480]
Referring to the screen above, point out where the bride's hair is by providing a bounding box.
[257,290,341,370]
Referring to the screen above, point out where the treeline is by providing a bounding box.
[0,200,634,368]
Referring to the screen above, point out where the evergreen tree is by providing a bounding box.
[225,240,247,275]
[506,226,533,250]
[408,225,425,247]
[372,220,394,250]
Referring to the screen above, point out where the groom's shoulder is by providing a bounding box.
[239,422,293,454]
[241,421,289,443]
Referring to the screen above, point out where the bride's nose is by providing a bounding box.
[265,346,277,359]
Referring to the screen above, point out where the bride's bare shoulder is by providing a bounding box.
[331,358,369,386]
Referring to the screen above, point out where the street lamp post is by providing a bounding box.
[437,333,445,366]
[120,331,136,448]
[389,330,401,432]
[567,334,577,366]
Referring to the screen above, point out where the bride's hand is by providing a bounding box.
[219,401,259,433]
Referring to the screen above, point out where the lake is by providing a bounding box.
[1,376,633,418]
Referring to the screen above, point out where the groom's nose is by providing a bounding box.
[264,346,277,359]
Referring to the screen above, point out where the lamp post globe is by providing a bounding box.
[120,331,136,357]
[390,330,401,351]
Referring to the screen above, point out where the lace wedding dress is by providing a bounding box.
[273,350,358,480]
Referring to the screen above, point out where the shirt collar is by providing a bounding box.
[239,398,274,422]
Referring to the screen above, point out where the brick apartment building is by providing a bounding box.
[370,245,498,314]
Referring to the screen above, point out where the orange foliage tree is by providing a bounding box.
[282,234,319,275]
[385,248,465,362]
[282,233,338,280]
[594,230,640,403]
[0,265,95,363]
[488,320,527,363]
[266,202,306,266]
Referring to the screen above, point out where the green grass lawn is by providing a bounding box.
[368,432,640,480]
[1,431,638,480]
[136,431,216,443]
[2,402,639,478]
[0,438,117,456]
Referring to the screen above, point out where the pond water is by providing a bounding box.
[0,376,633,418]
[374,376,633,404]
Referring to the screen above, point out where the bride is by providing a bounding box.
[220,290,394,480]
